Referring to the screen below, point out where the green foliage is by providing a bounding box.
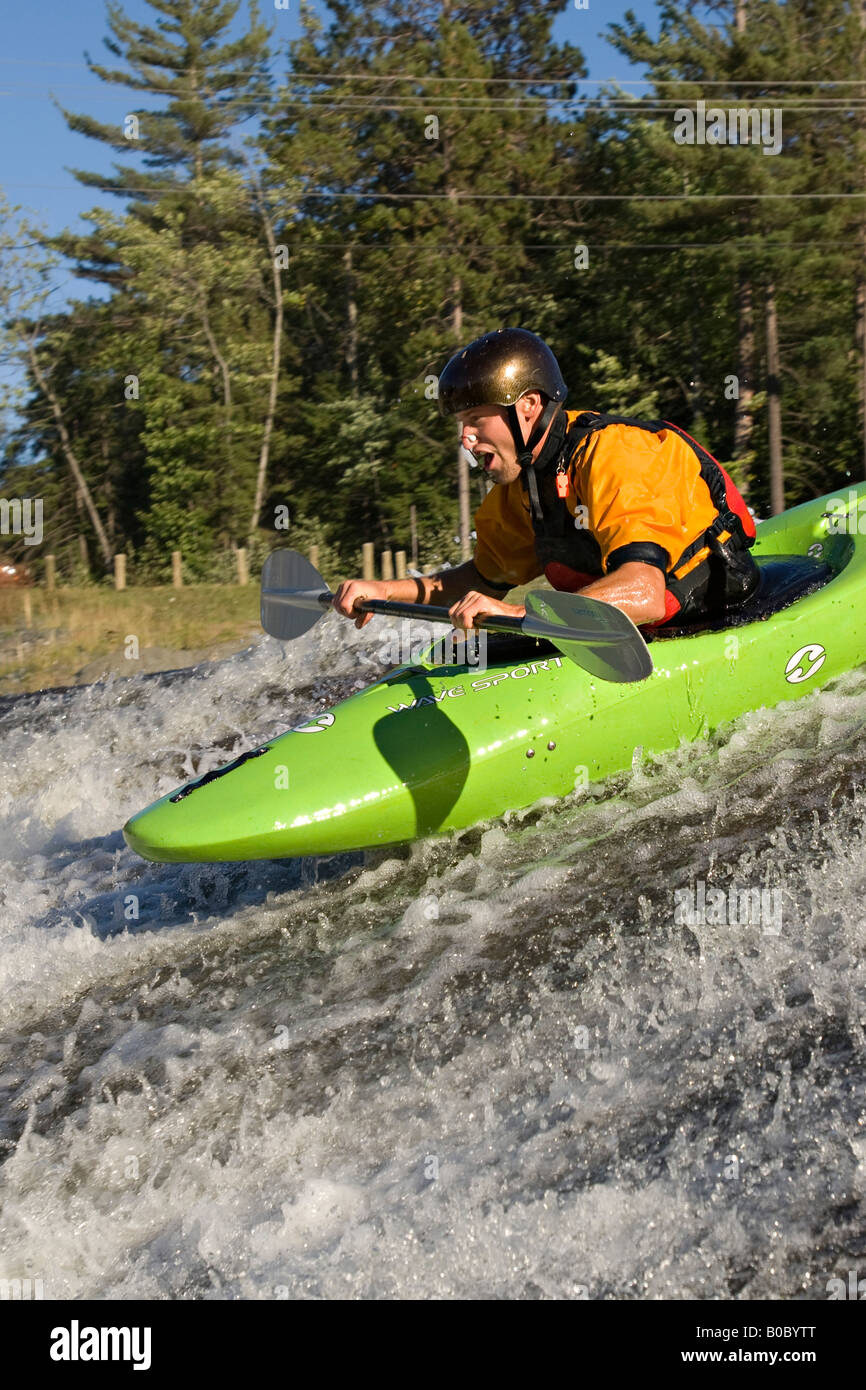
[3,0,866,584]
[588,351,661,419]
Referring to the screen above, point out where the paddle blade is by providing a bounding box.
[524,589,653,683]
[261,549,331,641]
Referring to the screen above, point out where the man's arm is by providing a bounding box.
[335,555,665,633]
[448,560,666,630]
[333,560,516,628]
[572,561,666,626]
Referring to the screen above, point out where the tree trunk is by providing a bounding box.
[858,2,866,477]
[857,250,866,480]
[249,183,285,541]
[734,261,756,469]
[731,1,754,494]
[451,279,471,560]
[410,503,418,568]
[26,331,113,567]
[344,247,359,396]
[765,281,784,514]
[198,293,233,425]
[102,438,116,542]
[442,93,471,561]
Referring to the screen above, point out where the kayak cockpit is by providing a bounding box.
[651,553,833,639]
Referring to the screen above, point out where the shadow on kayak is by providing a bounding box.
[372,672,471,836]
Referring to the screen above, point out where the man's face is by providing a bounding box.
[458,394,543,485]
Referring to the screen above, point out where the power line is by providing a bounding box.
[268,99,866,112]
[4,55,866,88]
[289,240,857,248]
[6,184,865,201]
[5,78,866,114]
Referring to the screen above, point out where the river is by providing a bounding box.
[1,613,865,1299]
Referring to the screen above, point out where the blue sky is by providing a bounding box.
[0,0,659,245]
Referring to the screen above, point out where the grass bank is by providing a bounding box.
[0,586,261,696]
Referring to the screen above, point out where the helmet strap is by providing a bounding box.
[506,397,560,522]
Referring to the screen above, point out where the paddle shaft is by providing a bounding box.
[259,549,652,681]
[264,586,628,647]
[264,584,526,628]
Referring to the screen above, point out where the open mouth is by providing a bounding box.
[475,449,496,470]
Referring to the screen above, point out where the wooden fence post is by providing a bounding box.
[395,549,407,579]
[45,555,56,591]
[236,548,248,587]
[381,549,394,581]
[114,554,127,591]
[362,542,375,581]
[309,544,320,571]
[23,589,33,628]
[172,550,183,588]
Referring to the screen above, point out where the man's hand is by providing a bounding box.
[449,590,526,633]
[332,563,526,633]
[332,579,391,629]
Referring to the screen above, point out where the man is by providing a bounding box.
[333,327,758,633]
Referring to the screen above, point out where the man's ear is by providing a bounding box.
[519,390,543,421]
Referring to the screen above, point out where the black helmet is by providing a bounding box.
[438,327,567,418]
[438,328,567,480]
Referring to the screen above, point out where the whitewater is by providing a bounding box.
[1,612,865,1300]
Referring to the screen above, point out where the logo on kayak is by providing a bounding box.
[293,712,335,733]
[785,644,826,684]
[384,656,563,713]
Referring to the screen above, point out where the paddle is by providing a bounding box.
[260,549,653,684]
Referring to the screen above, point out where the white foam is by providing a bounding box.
[1,637,865,1297]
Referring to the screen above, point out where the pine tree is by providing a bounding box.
[54,0,274,280]
[34,1,299,574]
[604,0,866,512]
[0,197,121,572]
[262,0,584,566]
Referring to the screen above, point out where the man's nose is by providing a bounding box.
[461,426,478,450]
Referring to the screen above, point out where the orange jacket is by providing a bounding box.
[473,409,720,590]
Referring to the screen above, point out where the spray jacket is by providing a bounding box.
[472,408,757,625]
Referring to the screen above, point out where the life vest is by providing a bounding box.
[526,411,758,625]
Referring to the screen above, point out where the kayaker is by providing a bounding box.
[332,327,758,632]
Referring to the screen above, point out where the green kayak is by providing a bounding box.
[123,485,866,863]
